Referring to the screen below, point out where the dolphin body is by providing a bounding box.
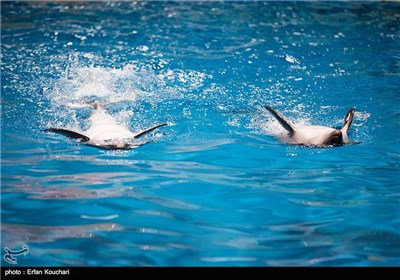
[264,106,357,147]
[45,102,167,150]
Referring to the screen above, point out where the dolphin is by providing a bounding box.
[264,105,357,147]
[44,102,167,150]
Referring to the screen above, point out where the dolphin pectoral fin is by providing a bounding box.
[133,123,168,139]
[44,128,90,142]
[264,106,295,136]
[341,108,355,133]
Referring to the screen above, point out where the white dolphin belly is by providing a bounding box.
[86,124,135,142]
[293,126,337,145]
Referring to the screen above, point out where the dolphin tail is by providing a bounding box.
[264,106,295,136]
[133,123,168,139]
[341,108,355,134]
[44,128,90,142]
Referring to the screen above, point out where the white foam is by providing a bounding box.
[285,54,300,64]
[81,214,119,220]
[73,80,112,98]
[50,63,143,106]
[46,58,209,134]
[355,111,370,121]
[49,60,209,106]
[352,111,370,127]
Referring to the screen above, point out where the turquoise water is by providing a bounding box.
[1,1,399,266]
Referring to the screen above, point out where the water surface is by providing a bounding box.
[1,1,399,266]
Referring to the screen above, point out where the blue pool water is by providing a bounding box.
[1,1,399,266]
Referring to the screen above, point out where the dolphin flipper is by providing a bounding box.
[44,128,90,142]
[264,106,295,136]
[133,123,168,139]
[341,108,355,134]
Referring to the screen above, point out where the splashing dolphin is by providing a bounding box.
[44,102,167,150]
[264,106,357,147]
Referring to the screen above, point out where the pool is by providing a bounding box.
[1,1,399,266]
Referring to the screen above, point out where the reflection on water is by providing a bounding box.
[2,223,122,247]
[2,134,399,265]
